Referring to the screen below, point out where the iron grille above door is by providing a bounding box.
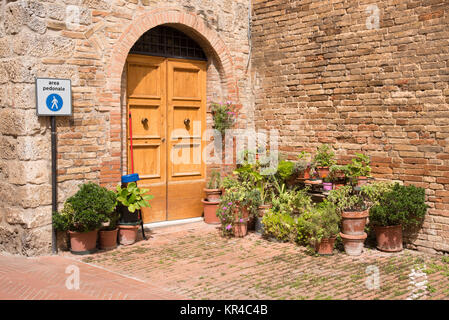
[129,26,207,61]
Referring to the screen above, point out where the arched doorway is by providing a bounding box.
[126,26,207,223]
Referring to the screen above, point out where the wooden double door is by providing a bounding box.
[126,54,206,223]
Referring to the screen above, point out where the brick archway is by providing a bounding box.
[100,7,238,186]
[107,7,238,99]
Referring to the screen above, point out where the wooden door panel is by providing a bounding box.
[167,59,206,221]
[127,54,167,223]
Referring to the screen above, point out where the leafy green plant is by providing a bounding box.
[361,181,394,207]
[313,144,336,168]
[115,182,154,213]
[329,164,349,182]
[210,101,237,136]
[296,201,340,246]
[346,153,371,179]
[207,170,221,189]
[271,178,312,215]
[369,183,428,227]
[327,185,367,212]
[276,160,295,183]
[53,182,117,232]
[262,210,297,242]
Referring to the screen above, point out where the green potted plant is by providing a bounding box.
[204,169,222,201]
[312,144,336,179]
[298,201,341,255]
[369,183,427,252]
[328,185,368,256]
[295,151,312,179]
[53,182,116,255]
[99,209,120,251]
[329,164,348,189]
[115,182,154,245]
[346,153,371,186]
[202,170,222,224]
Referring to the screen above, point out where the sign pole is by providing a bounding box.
[51,116,58,254]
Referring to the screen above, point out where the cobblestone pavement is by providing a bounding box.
[69,222,449,300]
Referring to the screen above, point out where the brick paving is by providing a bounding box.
[2,221,449,300]
[0,254,182,300]
[71,222,449,300]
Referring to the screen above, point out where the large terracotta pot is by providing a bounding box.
[99,228,118,250]
[118,224,139,245]
[341,210,369,235]
[340,232,367,256]
[69,230,98,255]
[316,166,330,179]
[202,199,220,224]
[374,225,403,252]
[233,220,248,238]
[204,188,222,202]
[315,237,336,255]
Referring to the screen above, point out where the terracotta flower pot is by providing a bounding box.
[233,220,248,238]
[297,168,311,180]
[315,237,336,255]
[374,225,403,252]
[341,209,369,235]
[257,204,272,217]
[340,232,367,256]
[356,176,369,187]
[118,224,139,245]
[316,166,330,179]
[201,199,220,224]
[204,188,222,202]
[334,182,345,190]
[99,228,118,250]
[234,206,249,220]
[69,230,98,255]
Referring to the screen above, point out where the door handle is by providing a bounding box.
[141,118,148,125]
[184,118,190,127]
[161,138,166,142]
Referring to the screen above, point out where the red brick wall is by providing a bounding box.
[252,0,449,253]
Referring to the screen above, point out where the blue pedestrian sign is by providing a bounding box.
[46,94,63,112]
[36,78,72,116]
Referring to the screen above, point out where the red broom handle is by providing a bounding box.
[129,111,134,174]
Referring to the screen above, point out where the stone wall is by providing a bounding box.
[252,0,449,254]
[0,0,250,256]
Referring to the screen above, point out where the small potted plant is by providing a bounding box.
[99,209,120,251]
[328,185,368,256]
[53,182,116,255]
[299,201,340,255]
[202,170,222,224]
[313,144,336,179]
[346,153,371,186]
[369,183,427,252]
[115,182,154,245]
[322,177,333,192]
[216,197,248,238]
[295,151,312,179]
[204,170,222,201]
[329,164,348,189]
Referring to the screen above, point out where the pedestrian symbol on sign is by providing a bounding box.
[46,94,63,112]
